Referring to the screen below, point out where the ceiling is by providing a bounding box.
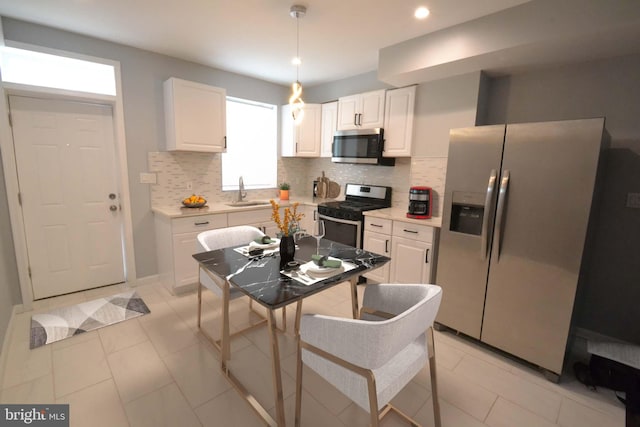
[0,0,532,87]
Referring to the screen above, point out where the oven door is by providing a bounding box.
[318,214,362,248]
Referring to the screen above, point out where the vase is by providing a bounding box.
[279,189,289,200]
[279,235,296,269]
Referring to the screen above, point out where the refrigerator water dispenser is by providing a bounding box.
[449,191,485,235]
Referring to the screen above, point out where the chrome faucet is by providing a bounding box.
[237,176,247,202]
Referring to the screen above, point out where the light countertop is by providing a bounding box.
[152,196,328,219]
[364,208,442,228]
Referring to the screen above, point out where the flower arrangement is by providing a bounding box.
[270,199,304,237]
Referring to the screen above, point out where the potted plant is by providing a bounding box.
[279,182,290,200]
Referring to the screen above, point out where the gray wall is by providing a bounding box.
[485,54,640,343]
[0,17,289,286]
[0,149,21,346]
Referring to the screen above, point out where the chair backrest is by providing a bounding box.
[197,225,265,253]
[359,284,442,369]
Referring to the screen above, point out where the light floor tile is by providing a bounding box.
[52,336,112,398]
[414,396,489,427]
[2,338,52,389]
[138,304,201,357]
[277,389,346,427]
[454,354,562,422]
[486,397,557,427]
[162,342,231,408]
[0,373,54,404]
[98,318,149,354]
[56,379,129,427]
[124,383,201,427]
[194,388,264,427]
[107,340,173,403]
[50,329,99,351]
[433,365,497,421]
[557,396,625,427]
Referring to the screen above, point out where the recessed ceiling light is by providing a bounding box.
[414,6,430,19]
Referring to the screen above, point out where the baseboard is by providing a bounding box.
[0,305,22,391]
[131,274,159,287]
[574,327,630,345]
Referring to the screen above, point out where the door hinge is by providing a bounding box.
[28,266,32,278]
[18,192,22,206]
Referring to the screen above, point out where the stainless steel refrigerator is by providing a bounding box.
[436,118,607,379]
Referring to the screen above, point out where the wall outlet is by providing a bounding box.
[186,182,193,190]
[626,192,640,209]
[139,172,156,184]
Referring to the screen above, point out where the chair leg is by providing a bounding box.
[366,372,380,427]
[427,327,441,427]
[197,281,202,328]
[294,339,303,427]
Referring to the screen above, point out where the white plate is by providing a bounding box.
[304,257,343,275]
[249,238,280,249]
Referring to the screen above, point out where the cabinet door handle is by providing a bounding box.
[313,210,317,221]
[370,223,383,228]
[358,113,362,126]
[194,221,210,226]
[353,113,358,126]
[385,239,389,253]
[403,229,419,234]
[224,136,227,149]
[425,248,430,264]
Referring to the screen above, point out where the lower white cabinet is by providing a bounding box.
[362,217,392,283]
[155,213,228,293]
[363,216,438,284]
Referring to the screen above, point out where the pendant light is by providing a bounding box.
[289,4,306,124]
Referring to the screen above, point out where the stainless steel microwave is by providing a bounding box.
[332,128,395,166]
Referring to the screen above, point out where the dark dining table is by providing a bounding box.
[192,236,390,427]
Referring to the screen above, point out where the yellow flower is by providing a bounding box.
[270,199,304,236]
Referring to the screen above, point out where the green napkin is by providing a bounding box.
[254,236,275,244]
[311,254,342,268]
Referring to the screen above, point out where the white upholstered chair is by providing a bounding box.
[196,225,269,352]
[295,283,443,427]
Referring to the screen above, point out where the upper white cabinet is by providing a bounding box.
[281,103,321,157]
[383,85,416,157]
[337,89,385,130]
[164,77,227,152]
[320,101,338,158]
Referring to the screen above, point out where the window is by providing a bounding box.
[0,46,116,95]
[222,97,277,190]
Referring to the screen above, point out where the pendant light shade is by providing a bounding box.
[289,5,306,124]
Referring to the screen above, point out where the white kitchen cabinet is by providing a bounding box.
[336,90,385,130]
[383,85,416,157]
[281,103,322,157]
[155,213,228,293]
[164,77,227,152]
[320,101,338,158]
[228,208,276,235]
[390,221,436,284]
[362,217,392,283]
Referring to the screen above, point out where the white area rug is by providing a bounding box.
[30,290,150,349]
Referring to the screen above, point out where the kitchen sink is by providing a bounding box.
[226,200,271,207]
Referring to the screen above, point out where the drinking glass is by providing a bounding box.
[312,220,325,255]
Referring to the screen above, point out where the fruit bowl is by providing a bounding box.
[181,195,207,208]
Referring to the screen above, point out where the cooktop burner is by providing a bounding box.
[318,183,392,221]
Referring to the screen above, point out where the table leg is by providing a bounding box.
[221,279,231,366]
[350,277,359,319]
[267,309,286,426]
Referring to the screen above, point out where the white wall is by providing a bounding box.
[0,17,289,282]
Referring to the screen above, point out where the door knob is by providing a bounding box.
[109,193,116,200]
[110,205,118,211]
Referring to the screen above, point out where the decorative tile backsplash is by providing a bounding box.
[148,152,448,217]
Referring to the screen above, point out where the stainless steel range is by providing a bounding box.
[317,183,392,248]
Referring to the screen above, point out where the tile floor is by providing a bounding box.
[0,280,625,427]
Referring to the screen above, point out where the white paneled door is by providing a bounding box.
[9,95,125,299]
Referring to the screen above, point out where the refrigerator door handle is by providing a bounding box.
[481,169,498,260]
[494,170,510,261]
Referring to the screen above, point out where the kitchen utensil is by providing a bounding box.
[327,180,341,198]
